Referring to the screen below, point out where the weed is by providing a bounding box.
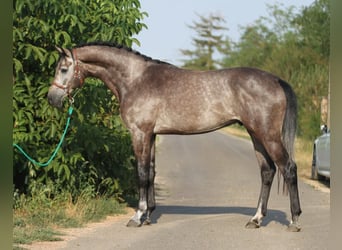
[295,137,314,180]
[14,226,63,244]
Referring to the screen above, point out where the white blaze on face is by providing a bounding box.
[55,56,75,87]
[48,55,76,108]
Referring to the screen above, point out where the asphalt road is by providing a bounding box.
[62,132,330,250]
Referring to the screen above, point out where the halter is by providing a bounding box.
[72,49,84,86]
[52,49,84,102]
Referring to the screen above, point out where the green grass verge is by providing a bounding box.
[13,191,127,248]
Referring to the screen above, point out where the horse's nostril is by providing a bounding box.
[47,87,65,108]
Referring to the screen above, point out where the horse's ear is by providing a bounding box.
[55,46,72,58]
[55,46,64,55]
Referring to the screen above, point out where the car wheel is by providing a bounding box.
[311,146,324,181]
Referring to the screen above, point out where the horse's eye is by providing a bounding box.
[61,68,68,73]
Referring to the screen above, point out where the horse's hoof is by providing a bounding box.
[287,222,301,232]
[245,220,260,229]
[126,219,142,227]
[142,218,151,226]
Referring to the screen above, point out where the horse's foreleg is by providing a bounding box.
[127,131,153,227]
[143,136,156,225]
[246,137,276,229]
[127,160,150,227]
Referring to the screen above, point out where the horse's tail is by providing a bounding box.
[278,79,298,194]
[279,79,297,160]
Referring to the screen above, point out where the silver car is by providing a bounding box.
[312,125,330,180]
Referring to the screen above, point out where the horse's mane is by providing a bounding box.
[74,41,171,65]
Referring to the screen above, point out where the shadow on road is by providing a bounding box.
[151,205,289,227]
[320,179,330,188]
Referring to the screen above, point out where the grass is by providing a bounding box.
[13,225,63,245]
[13,190,127,249]
[221,124,313,180]
[294,136,314,181]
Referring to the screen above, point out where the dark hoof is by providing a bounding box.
[126,219,142,227]
[142,218,151,226]
[287,222,301,232]
[245,220,260,229]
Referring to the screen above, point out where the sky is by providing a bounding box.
[132,0,315,66]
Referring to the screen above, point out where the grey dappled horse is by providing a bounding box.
[48,42,301,231]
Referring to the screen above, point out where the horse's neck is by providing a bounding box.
[76,46,139,100]
[77,47,127,76]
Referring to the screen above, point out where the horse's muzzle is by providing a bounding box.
[47,85,67,108]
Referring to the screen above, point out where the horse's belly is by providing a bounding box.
[154,110,237,134]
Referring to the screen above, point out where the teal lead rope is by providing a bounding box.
[13,106,74,167]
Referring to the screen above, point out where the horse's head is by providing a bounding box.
[47,46,83,108]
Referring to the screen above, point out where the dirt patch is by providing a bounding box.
[301,177,330,193]
[17,207,135,250]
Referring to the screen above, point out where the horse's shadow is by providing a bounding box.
[150,205,289,227]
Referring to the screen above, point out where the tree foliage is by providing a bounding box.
[13,0,147,200]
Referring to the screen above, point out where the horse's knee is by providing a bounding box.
[137,163,150,186]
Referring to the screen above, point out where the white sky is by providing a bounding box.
[133,0,315,66]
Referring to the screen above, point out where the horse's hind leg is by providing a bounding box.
[258,138,302,232]
[246,136,276,229]
[282,158,302,231]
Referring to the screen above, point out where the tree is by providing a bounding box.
[223,19,278,68]
[290,0,330,138]
[13,0,147,199]
[222,3,296,69]
[292,0,330,59]
[180,13,230,70]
